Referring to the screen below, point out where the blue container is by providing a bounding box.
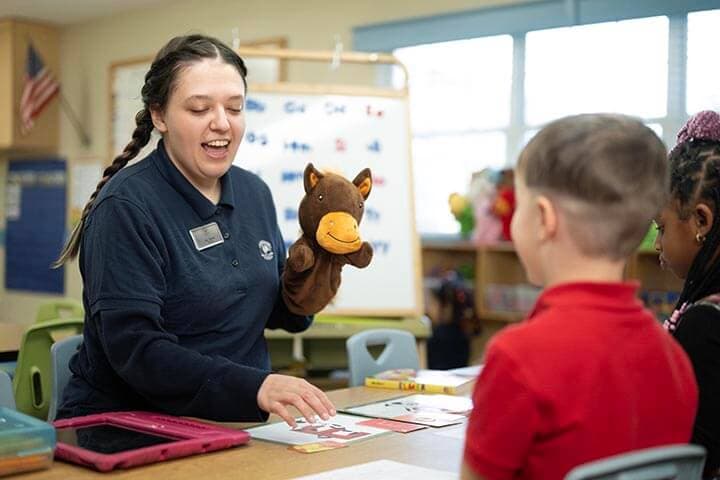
[0,407,55,476]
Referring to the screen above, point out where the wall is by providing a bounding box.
[0,0,529,322]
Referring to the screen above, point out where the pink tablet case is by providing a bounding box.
[53,411,250,471]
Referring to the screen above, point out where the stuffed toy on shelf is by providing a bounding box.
[491,169,515,242]
[468,168,502,245]
[449,193,475,239]
[281,163,373,315]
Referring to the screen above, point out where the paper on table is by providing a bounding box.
[292,459,459,479]
[430,421,467,441]
[447,365,484,377]
[246,413,389,445]
[341,394,472,427]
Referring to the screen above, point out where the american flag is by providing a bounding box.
[19,43,60,135]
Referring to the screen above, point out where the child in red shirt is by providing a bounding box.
[462,114,698,480]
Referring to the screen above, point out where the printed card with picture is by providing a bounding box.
[341,394,473,427]
[245,413,390,445]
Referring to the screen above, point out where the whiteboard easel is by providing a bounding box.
[235,47,421,317]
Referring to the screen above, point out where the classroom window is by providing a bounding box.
[393,36,512,234]
[686,9,720,114]
[412,132,506,234]
[525,16,668,127]
[369,5,717,235]
[393,36,513,133]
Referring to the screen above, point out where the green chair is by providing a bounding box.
[12,318,84,419]
[35,299,84,324]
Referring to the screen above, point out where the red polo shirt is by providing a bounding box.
[464,282,698,480]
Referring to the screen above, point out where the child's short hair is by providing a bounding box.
[518,114,668,260]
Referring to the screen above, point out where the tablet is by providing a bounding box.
[53,411,250,471]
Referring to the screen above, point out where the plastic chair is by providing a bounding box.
[564,444,706,480]
[0,369,15,409]
[35,299,83,324]
[12,318,84,419]
[346,328,420,387]
[47,334,83,422]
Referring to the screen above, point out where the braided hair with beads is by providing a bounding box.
[53,34,247,267]
[669,111,720,307]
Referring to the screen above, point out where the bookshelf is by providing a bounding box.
[421,237,680,360]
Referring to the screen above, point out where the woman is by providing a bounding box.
[55,35,334,426]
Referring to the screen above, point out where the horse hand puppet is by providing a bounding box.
[281,163,373,316]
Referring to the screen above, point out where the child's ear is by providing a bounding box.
[536,195,558,241]
[695,202,714,237]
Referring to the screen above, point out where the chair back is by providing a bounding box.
[12,318,84,419]
[346,328,419,387]
[564,444,706,480]
[35,299,83,324]
[47,334,83,422]
[0,370,15,409]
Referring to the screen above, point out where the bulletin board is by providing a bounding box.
[110,45,421,317]
[5,158,66,293]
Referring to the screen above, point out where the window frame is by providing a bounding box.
[354,0,717,161]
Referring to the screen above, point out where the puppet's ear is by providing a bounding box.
[304,163,324,193]
[353,168,372,200]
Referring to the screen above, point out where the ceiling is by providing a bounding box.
[0,0,172,26]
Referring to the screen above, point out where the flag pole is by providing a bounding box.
[59,93,91,146]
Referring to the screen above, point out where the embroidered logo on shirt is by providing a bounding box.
[258,240,274,260]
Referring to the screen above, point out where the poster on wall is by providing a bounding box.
[5,158,66,294]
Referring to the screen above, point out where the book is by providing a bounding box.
[364,368,473,394]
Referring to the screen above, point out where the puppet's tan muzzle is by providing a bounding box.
[316,212,362,254]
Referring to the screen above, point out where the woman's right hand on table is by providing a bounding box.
[257,374,337,427]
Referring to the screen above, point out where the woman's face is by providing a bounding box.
[654,200,701,279]
[151,57,246,191]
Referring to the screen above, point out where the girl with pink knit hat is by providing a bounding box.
[654,110,720,478]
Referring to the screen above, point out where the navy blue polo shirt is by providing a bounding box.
[58,141,312,422]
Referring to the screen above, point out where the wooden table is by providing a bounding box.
[23,385,471,479]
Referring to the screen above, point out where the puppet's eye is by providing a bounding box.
[318,194,324,201]
[359,202,364,209]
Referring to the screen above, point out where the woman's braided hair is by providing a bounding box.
[669,111,720,306]
[54,34,246,267]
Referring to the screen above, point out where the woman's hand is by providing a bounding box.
[257,374,337,427]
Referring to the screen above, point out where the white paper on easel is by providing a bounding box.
[293,459,459,480]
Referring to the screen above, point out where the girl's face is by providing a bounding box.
[151,57,246,191]
[654,200,702,279]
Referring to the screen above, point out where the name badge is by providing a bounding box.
[189,222,224,251]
